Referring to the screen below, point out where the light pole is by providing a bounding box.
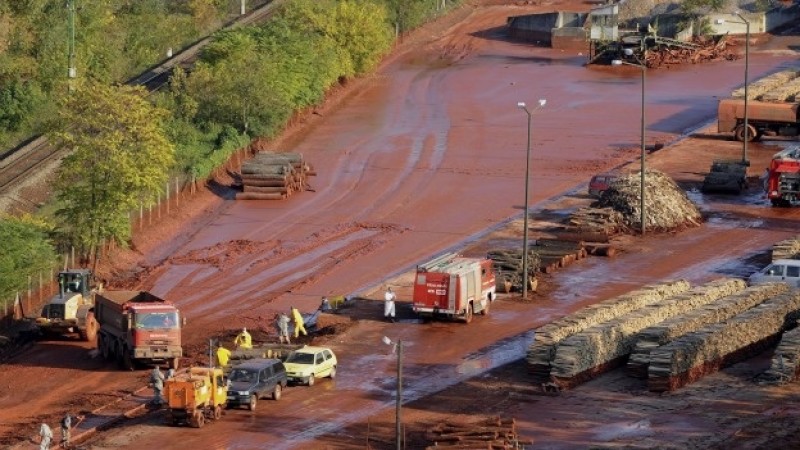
[382,336,403,450]
[735,12,751,165]
[67,0,77,92]
[516,99,546,299]
[612,45,647,235]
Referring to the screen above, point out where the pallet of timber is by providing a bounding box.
[423,417,532,450]
[648,290,800,392]
[526,280,691,382]
[627,282,785,378]
[236,151,316,200]
[550,278,745,387]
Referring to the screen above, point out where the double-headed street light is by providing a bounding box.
[382,336,403,450]
[612,45,647,235]
[516,99,546,299]
[716,13,751,164]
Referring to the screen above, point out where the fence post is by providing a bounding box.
[157,192,161,220]
[27,275,31,318]
[38,272,42,303]
[149,202,153,226]
[166,181,171,215]
[175,178,180,207]
[140,203,144,229]
[71,246,75,268]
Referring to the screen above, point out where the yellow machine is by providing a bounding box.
[164,367,228,428]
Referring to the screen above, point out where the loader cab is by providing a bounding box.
[57,269,92,298]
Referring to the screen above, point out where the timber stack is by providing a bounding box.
[487,239,587,293]
[423,417,532,450]
[236,151,316,200]
[550,278,745,388]
[772,235,800,261]
[526,280,691,382]
[569,170,701,235]
[759,323,800,385]
[627,283,787,378]
[732,68,799,100]
[648,290,800,392]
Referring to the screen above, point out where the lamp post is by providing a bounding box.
[382,336,403,450]
[67,0,76,92]
[516,99,546,299]
[612,45,647,235]
[735,12,751,165]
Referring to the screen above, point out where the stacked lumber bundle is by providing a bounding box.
[550,278,744,386]
[534,239,587,273]
[644,36,737,69]
[487,249,541,294]
[567,207,626,234]
[760,75,800,102]
[731,69,799,100]
[759,324,800,384]
[772,235,800,261]
[423,417,532,450]
[526,280,690,381]
[648,290,800,392]
[595,170,702,233]
[627,282,785,378]
[236,151,315,200]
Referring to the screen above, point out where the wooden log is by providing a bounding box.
[234,192,286,200]
[243,185,289,194]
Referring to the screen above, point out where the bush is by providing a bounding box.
[0,215,57,298]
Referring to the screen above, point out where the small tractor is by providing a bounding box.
[33,269,100,341]
[164,367,228,428]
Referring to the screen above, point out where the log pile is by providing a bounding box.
[759,323,800,385]
[235,151,316,200]
[732,69,800,100]
[571,170,701,235]
[487,249,541,294]
[644,36,737,69]
[772,235,800,261]
[526,280,690,381]
[760,75,800,102]
[648,290,800,392]
[627,282,785,378]
[423,417,532,450]
[550,278,744,385]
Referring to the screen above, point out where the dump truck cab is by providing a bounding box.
[164,367,227,428]
[34,269,99,341]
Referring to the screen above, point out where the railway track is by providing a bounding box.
[0,1,279,198]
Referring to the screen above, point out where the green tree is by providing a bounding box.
[50,81,175,264]
[681,0,726,14]
[0,215,57,299]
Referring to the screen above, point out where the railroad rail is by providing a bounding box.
[0,1,279,198]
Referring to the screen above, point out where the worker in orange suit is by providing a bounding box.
[291,306,307,339]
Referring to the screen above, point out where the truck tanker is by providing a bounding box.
[95,290,183,370]
[718,98,800,141]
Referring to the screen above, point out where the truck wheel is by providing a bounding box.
[248,396,257,411]
[329,366,337,379]
[307,374,315,387]
[191,411,205,428]
[214,405,222,420]
[735,124,757,142]
[121,350,134,371]
[273,384,282,400]
[168,357,180,370]
[480,300,490,316]
[99,334,109,360]
[80,312,98,342]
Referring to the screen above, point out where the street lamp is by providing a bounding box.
[715,13,750,164]
[516,99,546,299]
[612,45,647,235]
[382,336,403,450]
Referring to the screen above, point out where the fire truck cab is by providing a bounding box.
[412,253,496,323]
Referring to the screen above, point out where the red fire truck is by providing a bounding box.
[412,253,496,323]
[766,147,800,207]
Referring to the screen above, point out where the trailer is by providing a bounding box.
[718,99,800,141]
[95,291,183,370]
[412,253,496,323]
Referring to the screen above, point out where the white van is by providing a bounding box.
[748,259,800,288]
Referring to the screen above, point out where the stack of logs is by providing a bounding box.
[643,35,737,69]
[772,235,800,261]
[236,151,316,200]
[732,68,800,100]
[488,239,588,293]
[424,417,532,450]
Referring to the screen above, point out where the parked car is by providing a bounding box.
[226,358,287,411]
[748,259,800,288]
[588,173,619,197]
[283,346,337,386]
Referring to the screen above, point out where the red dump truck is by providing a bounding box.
[95,291,183,370]
[718,99,800,141]
[766,147,800,206]
[412,253,496,323]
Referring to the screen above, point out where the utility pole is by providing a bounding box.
[67,0,77,92]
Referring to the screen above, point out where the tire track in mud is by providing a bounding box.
[134,222,408,328]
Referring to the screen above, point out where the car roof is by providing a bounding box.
[294,346,332,354]
[770,259,800,265]
[232,358,283,370]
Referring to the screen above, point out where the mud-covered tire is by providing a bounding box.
[190,411,204,428]
[98,334,109,359]
[121,349,134,371]
[167,357,180,370]
[734,124,757,142]
[79,312,98,342]
[214,405,222,420]
[273,384,282,400]
[463,304,473,323]
[329,366,337,379]
[480,299,490,316]
[307,374,315,387]
[248,396,257,411]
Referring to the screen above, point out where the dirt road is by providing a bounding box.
[3,1,800,448]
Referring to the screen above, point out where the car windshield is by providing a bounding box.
[134,312,179,329]
[229,369,257,382]
[286,352,315,364]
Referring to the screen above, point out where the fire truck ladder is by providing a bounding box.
[418,252,461,272]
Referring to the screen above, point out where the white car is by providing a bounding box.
[748,259,800,288]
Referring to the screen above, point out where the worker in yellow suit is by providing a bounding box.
[215,344,231,367]
[233,327,252,349]
[291,306,307,339]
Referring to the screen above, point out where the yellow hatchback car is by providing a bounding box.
[283,346,337,386]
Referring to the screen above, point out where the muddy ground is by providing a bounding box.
[3,0,800,449]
